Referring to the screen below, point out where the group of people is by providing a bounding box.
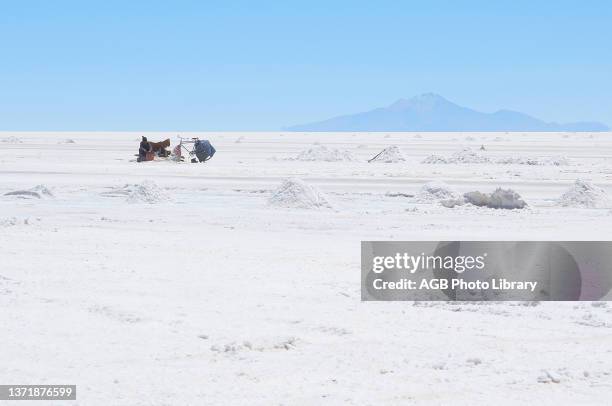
[137,136,216,163]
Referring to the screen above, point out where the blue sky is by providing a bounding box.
[0,0,610,131]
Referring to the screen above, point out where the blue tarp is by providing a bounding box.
[194,140,216,161]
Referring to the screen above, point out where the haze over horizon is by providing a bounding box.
[0,0,611,131]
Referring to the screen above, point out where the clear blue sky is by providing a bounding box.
[1,0,610,131]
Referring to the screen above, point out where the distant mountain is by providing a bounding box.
[286,93,609,132]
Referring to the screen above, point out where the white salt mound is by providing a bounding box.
[4,184,54,199]
[423,148,570,166]
[462,191,489,207]
[464,188,527,209]
[0,217,18,227]
[558,179,610,208]
[1,136,22,143]
[416,181,461,203]
[421,154,447,164]
[268,178,333,210]
[440,197,466,208]
[447,148,490,164]
[442,188,527,209]
[293,145,355,162]
[31,185,54,198]
[105,180,170,204]
[370,145,405,163]
[126,181,170,204]
[422,148,490,164]
[495,156,570,166]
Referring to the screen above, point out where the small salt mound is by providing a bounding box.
[292,145,355,162]
[416,181,460,203]
[440,197,467,208]
[0,217,18,227]
[104,180,170,204]
[31,185,54,198]
[421,154,447,164]
[464,188,527,209]
[369,145,405,163]
[558,179,610,208]
[487,189,527,209]
[422,148,490,164]
[495,156,570,166]
[268,178,333,209]
[462,191,489,207]
[1,136,22,143]
[4,184,54,199]
[447,148,490,163]
[423,148,569,166]
[125,181,170,204]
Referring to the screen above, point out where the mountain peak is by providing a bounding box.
[411,92,446,102]
[389,93,452,112]
[286,94,609,132]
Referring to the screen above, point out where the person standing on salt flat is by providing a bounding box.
[137,136,152,162]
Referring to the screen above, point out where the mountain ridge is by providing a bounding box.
[286,93,609,132]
